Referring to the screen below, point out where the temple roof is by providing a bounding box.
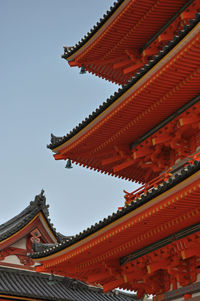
[48,12,200,183]
[63,0,191,84]
[50,14,200,150]
[0,190,62,244]
[62,0,124,59]
[0,267,137,301]
[31,160,200,259]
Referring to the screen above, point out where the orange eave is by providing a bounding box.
[35,170,200,273]
[52,22,200,183]
[64,0,193,84]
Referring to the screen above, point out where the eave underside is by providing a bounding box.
[34,165,200,297]
[51,20,200,183]
[64,0,191,84]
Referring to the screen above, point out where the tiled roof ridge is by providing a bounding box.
[62,0,124,59]
[48,13,200,150]
[0,190,60,243]
[31,160,200,259]
[0,190,48,229]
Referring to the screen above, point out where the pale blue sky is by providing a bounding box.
[0,0,139,236]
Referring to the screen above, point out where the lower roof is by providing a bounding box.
[31,160,200,260]
[0,190,58,245]
[49,14,200,183]
[0,267,137,301]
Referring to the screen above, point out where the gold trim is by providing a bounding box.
[66,0,127,61]
[53,22,200,153]
[34,170,200,263]
[0,294,45,301]
[0,214,39,245]
[39,212,57,242]
[0,212,57,246]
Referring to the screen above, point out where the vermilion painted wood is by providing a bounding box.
[0,214,55,251]
[54,27,200,183]
[67,0,191,84]
[36,173,200,297]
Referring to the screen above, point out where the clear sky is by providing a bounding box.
[0,0,140,236]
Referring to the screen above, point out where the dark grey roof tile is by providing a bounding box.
[0,267,137,301]
[0,190,62,244]
[49,14,200,150]
[31,161,200,259]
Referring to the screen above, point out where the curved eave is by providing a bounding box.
[0,212,58,250]
[50,18,200,158]
[63,0,125,61]
[32,161,200,262]
[63,0,192,84]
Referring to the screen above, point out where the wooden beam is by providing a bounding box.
[147,260,169,274]
[123,63,144,74]
[179,116,200,126]
[68,60,78,67]
[88,272,109,283]
[113,159,135,173]
[53,153,66,160]
[181,247,200,260]
[113,59,132,69]
[133,147,153,159]
[103,279,124,292]
[158,33,174,42]
[101,155,122,166]
[82,55,127,66]
[152,134,171,145]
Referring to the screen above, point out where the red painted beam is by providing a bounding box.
[113,159,135,173]
[101,155,122,166]
[113,59,132,69]
[103,279,124,292]
[123,63,144,74]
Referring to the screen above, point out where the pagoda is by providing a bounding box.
[31,0,200,300]
[0,191,135,301]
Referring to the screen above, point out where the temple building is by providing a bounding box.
[30,0,200,300]
[0,191,137,301]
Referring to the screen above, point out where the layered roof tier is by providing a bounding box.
[49,13,200,183]
[0,190,58,250]
[32,161,200,297]
[63,0,198,84]
[0,193,136,301]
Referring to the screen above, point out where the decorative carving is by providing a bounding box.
[0,246,34,266]
[17,255,34,266]
[30,189,49,217]
[0,247,15,260]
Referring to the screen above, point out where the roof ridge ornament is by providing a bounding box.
[30,190,49,217]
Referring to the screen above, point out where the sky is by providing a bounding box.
[0,0,140,236]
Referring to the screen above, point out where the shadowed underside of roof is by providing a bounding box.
[31,160,200,259]
[48,14,200,184]
[63,0,191,84]
[49,13,200,152]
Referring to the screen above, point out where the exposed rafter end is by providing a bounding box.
[101,155,122,166]
[53,153,65,160]
[113,59,132,69]
[68,60,78,67]
[103,279,124,292]
[123,63,144,74]
[113,159,135,173]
